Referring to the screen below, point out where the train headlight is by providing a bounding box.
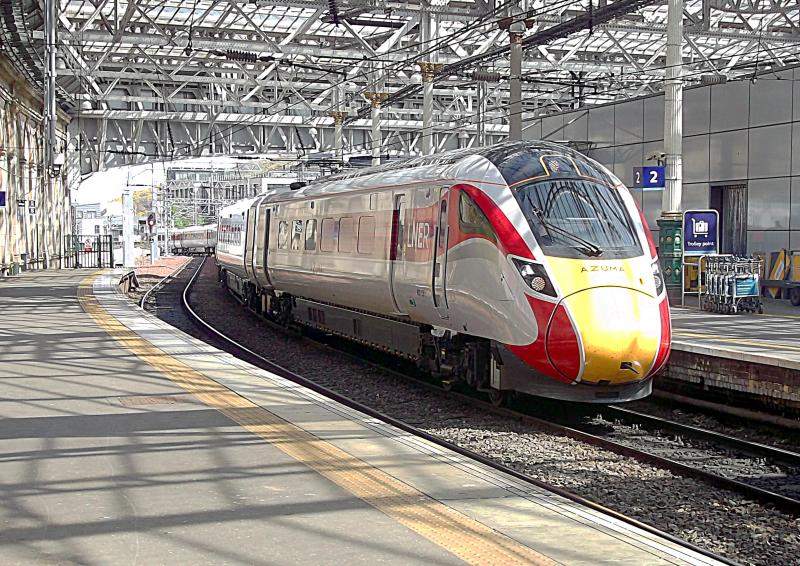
[652,259,664,296]
[513,258,556,297]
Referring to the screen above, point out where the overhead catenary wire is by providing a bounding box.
[102,55,773,168]
[160,0,688,156]
[87,0,517,162]
[70,1,796,166]
[137,0,609,160]
[172,0,522,151]
[125,44,786,167]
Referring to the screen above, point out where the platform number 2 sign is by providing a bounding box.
[632,166,665,190]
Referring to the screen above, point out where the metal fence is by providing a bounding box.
[63,235,115,268]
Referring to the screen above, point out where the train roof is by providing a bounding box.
[172,223,216,233]
[219,196,262,218]
[307,140,607,189]
[234,140,619,210]
[253,140,617,206]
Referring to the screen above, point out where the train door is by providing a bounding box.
[244,202,259,281]
[389,194,406,313]
[253,202,272,288]
[432,187,449,318]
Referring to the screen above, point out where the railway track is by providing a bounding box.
[149,256,738,566]
[594,406,800,506]
[521,403,800,515]
[174,257,800,515]
[177,259,800,516]
[389,376,800,515]
[141,256,800,563]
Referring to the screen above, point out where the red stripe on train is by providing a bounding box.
[650,296,671,376]
[505,295,575,384]
[456,184,534,260]
[545,303,582,381]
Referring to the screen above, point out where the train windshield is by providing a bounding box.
[515,179,642,259]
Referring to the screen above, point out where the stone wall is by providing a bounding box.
[658,348,800,417]
[0,54,71,273]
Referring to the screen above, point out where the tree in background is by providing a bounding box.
[132,188,153,217]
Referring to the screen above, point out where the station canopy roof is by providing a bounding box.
[2,0,798,169]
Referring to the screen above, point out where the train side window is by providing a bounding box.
[338,217,355,253]
[277,221,289,249]
[320,218,337,252]
[459,191,497,243]
[305,219,317,251]
[357,216,375,254]
[291,220,303,251]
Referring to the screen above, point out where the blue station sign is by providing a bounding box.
[632,166,666,190]
[683,209,719,256]
[0,190,5,207]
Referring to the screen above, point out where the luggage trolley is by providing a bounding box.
[700,255,763,314]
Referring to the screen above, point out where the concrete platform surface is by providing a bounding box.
[671,299,800,369]
[0,268,723,566]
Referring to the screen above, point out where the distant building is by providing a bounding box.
[74,203,106,236]
[103,214,123,243]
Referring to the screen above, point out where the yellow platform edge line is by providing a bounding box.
[77,272,559,566]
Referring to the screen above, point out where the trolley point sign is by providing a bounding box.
[683,209,719,256]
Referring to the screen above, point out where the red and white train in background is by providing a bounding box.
[215,141,671,404]
[169,224,217,255]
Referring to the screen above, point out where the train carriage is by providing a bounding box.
[216,140,671,404]
[170,224,217,255]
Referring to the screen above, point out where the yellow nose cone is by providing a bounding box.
[560,287,660,384]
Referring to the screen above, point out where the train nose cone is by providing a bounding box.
[547,287,661,384]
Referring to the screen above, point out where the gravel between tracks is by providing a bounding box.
[181,260,799,566]
[626,400,800,455]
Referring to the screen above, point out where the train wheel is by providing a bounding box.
[487,389,507,407]
[441,379,454,392]
[790,288,800,306]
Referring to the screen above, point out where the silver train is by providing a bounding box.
[169,224,217,255]
[215,141,671,404]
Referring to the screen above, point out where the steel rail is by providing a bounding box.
[138,257,197,309]
[604,405,800,467]
[178,257,739,566]
[389,373,800,516]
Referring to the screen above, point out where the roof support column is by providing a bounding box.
[44,0,58,171]
[365,92,388,166]
[508,32,523,140]
[330,83,347,163]
[477,81,487,147]
[662,0,683,214]
[658,0,684,303]
[329,111,347,163]
[122,187,135,268]
[419,5,440,156]
[419,62,442,155]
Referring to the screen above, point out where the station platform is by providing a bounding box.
[666,299,800,417]
[0,268,721,566]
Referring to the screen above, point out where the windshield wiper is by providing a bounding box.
[531,208,604,257]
